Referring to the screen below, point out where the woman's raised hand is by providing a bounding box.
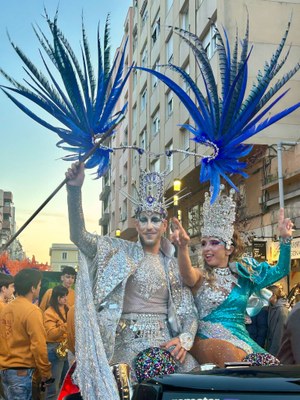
[169,217,190,248]
[278,208,294,238]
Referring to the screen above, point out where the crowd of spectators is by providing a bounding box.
[0,266,76,399]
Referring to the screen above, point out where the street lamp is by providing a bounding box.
[177,209,182,221]
[115,228,121,238]
[173,179,181,192]
[173,179,182,218]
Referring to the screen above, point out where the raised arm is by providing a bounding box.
[170,217,202,288]
[247,208,293,290]
[66,162,97,259]
[278,207,294,239]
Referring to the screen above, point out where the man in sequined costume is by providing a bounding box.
[65,162,198,399]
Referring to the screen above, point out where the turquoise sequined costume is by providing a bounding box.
[194,241,291,354]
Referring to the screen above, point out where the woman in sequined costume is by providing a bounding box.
[171,207,293,367]
[65,163,198,399]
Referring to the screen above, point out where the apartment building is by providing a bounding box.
[49,243,79,272]
[100,0,300,289]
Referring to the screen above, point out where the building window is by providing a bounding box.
[62,252,67,260]
[123,163,128,185]
[141,7,148,29]
[133,70,138,89]
[122,128,128,147]
[141,87,147,112]
[196,0,204,9]
[112,180,115,200]
[132,141,137,167]
[166,0,173,13]
[152,58,160,89]
[180,6,189,30]
[183,63,190,92]
[133,29,138,53]
[166,35,173,63]
[166,91,173,117]
[151,158,160,173]
[202,24,217,59]
[152,109,160,136]
[165,140,173,173]
[141,45,148,67]
[181,127,190,158]
[139,129,147,150]
[187,204,203,237]
[121,199,127,222]
[132,104,137,127]
[151,15,160,46]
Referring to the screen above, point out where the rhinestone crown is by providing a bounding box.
[134,170,167,218]
[201,184,236,249]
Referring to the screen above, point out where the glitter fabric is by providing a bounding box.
[201,185,236,249]
[243,352,280,366]
[134,347,177,382]
[133,253,167,300]
[67,186,199,398]
[194,242,291,356]
[196,267,238,320]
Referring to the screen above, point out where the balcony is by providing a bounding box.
[261,169,300,191]
[3,192,13,202]
[99,185,111,201]
[2,206,12,216]
[99,213,110,226]
[1,220,11,230]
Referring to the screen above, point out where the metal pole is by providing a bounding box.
[277,142,285,209]
[276,141,300,209]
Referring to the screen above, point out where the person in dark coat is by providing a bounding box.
[246,306,269,348]
[266,285,289,356]
[277,294,300,364]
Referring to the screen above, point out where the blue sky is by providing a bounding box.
[0,0,132,263]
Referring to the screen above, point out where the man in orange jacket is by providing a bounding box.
[0,269,52,400]
[0,273,14,313]
[39,266,76,312]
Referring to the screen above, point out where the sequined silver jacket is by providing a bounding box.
[68,186,198,362]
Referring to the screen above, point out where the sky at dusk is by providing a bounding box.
[0,0,132,263]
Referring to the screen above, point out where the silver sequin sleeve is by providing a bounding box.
[67,185,97,258]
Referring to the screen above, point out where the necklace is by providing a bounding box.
[213,267,238,291]
[132,252,167,300]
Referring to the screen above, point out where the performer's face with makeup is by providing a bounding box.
[201,237,233,268]
[135,212,167,251]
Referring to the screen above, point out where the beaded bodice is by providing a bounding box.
[133,252,167,299]
[194,267,238,319]
[123,252,168,314]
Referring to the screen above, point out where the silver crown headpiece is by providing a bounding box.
[134,170,167,218]
[201,184,236,249]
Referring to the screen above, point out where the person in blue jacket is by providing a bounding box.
[171,187,293,367]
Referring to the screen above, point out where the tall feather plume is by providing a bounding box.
[136,18,300,203]
[0,10,132,177]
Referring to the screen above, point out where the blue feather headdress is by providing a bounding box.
[0,10,132,177]
[136,19,300,203]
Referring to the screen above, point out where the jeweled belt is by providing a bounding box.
[117,313,167,338]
